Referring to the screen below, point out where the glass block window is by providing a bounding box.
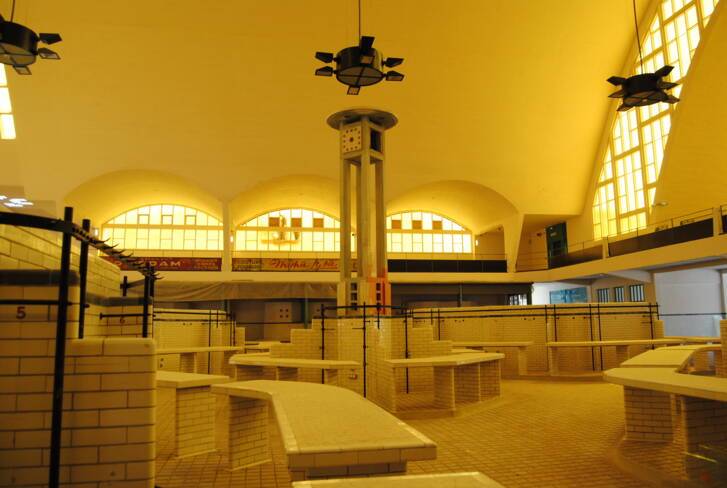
[593,0,720,239]
[101,205,223,250]
[0,66,16,140]
[235,208,341,252]
[596,288,611,303]
[629,284,646,301]
[386,211,472,254]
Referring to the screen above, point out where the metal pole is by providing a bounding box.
[208,309,212,374]
[121,275,129,297]
[149,269,155,339]
[437,308,441,340]
[77,219,90,339]
[141,267,150,338]
[552,304,558,341]
[362,303,367,398]
[404,310,410,394]
[597,303,604,371]
[588,304,595,371]
[320,304,325,384]
[49,207,74,488]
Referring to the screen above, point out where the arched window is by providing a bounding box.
[387,211,472,254]
[235,208,341,252]
[101,204,223,250]
[0,66,16,140]
[593,0,720,239]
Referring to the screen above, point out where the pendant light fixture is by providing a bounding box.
[607,0,678,111]
[0,0,62,75]
[314,0,404,95]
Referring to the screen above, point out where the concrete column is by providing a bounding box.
[356,118,377,280]
[454,364,481,404]
[227,397,270,471]
[340,147,352,282]
[175,386,217,458]
[222,201,232,272]
[516,346,529,376]
[433,366,455,410]
[623,386,673,442]
[480,361,501,398]
[375,158,387,278]
[678,394,727,452]
[222,350,236,378]
[179,352,196,373]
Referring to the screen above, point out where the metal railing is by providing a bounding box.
[0,208,159,488]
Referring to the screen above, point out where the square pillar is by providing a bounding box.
[715,350,725,378]
[678,394,727,453]
[692,350,711,372]
[480,361,501,398]
[623,386,673,442]
[433,366,455,410]
[179,352,197,373]
[175,386,217,458]
[323,369,339,385]
[548,347,560,375]
[227,397,270,471]
[222,350,237,377]
[454,363,481,404]
[516,346,529,376]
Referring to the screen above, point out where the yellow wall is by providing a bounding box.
[64,170,223,225]
[651,4,727,222]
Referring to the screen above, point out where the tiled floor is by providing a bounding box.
[154,379,675,487]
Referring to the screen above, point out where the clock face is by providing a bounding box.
[341,125,362,153]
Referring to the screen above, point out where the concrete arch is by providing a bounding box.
[229,175,339,227]
[63,170,223,225]
[386,181,519,235]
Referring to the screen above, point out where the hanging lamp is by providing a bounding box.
[607,0,678,111]
[314,0,404,95]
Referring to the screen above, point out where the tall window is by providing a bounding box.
[0,66,16,140]
[593,0,720,239]
[102,204,223,250]
[387,211,472,254]
[613,286,626,302]
[235,208,341,252]
[596,288,611,303]
[629,284,646,301]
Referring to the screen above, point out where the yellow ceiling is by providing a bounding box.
[1,0,648,217]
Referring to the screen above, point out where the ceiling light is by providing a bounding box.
[385,71,404,82]
[314,1,404,95]
[0,113,16,139]
[0,9,62,76]
[315,66,334,77]
[607,0,678,111]
[384,57,403,68]
[0,87,11,112]
[608,66,679,111]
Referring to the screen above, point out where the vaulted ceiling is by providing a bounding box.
[1,0,648,217]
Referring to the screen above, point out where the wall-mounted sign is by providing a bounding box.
[232,257,347,272]
[103,256,222,272]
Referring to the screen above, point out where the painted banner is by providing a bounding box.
[102,256,222,271]
[232,257,348,272]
